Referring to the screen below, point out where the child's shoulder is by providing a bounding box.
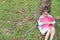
[48,14,53,17]
[39,15,44,18]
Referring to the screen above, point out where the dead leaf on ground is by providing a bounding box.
[56,16,60,19]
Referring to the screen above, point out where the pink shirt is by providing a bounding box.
[38,15,55,29]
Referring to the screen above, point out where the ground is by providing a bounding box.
[0,0,60,40]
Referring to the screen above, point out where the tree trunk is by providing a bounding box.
[37,0,52,17]
[23,0,52,40]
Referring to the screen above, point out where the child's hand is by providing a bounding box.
[47,22,51,24]
[46,21,51,24]
[43,22,48,24]
[43,21,51,24]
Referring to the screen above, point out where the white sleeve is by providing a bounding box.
[38,15,44,26]
[50,20,56,25]
[38,20,43,26]
[48,14,56,25]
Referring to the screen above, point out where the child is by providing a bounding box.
[38,7,56,40]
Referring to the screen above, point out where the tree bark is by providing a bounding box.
[23,0,52,40]
[37,0,52,17]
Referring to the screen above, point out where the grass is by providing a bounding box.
[0,0,60,40]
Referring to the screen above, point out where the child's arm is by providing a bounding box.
[38,20,43,26]
[46,20,55,25]
[38,15,46,26]
[48,14,56,25]
[50,20,56,25]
